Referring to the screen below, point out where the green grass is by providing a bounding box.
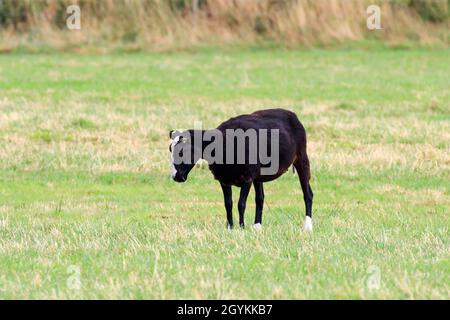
[0,47,449,299]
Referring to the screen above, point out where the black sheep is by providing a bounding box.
[170,108,313,231]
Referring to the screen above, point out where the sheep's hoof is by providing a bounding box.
[303,217,313,232]
[253,223,262,231]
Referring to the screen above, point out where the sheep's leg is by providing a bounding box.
[221,183,233,229]
[238,183,251,228]
[253,181,264,230]
[294,155,314,232]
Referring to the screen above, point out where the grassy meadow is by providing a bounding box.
[0,47,449,299]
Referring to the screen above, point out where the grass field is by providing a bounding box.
[0,47,448,299]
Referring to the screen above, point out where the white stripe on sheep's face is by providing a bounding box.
[170,135,181,179]
[169,131,196,183]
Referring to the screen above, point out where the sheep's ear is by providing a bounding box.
[169,130,174,139]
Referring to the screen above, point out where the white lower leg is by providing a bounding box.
[253,223,262,231]
[303,216,312,232]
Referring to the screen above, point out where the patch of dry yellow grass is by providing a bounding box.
[1,97,448,177]
[0,0,448,52]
